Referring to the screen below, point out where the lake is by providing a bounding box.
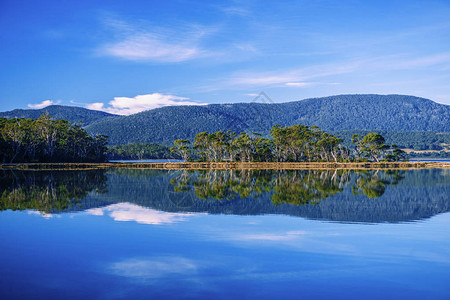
[1,168,449,299]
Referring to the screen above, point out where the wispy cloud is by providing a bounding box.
[233,43,259,54]
[85,93,207,115]
[208,51,450,92]
[28,100,60,109]
[371,52,450,70]
[229,69,299,86]
[97,18,216,63]
[95,14,266,64]
[219,60,361,89]
[101,34,203,62]
[285,82,314,87]
[85,203,199,224]
[221,6,251,17]
[285,82,340,87]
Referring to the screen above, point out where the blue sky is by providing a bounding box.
[1,0,450,114]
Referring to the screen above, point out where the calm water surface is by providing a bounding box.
[1,169,449,299]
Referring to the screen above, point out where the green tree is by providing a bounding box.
[354,133,389,161]
[385,144,408,162]
[171,139,191,161]
[0,115,108,163]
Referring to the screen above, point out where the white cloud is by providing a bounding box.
[220,52,450,91]
[217,51,442,89]
[85,102,106,111]
[221,6,251,16]
[102,33,202,62]
[98,18,215,63]
[285,82,314,87]
[28,100,60,109]
[225,60,361,88]
[285,82,341,87]
[233,74,297,86]
[85,202,199,225]
[85,93,207,115]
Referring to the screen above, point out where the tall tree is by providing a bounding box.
[354,133,390,162]
[171,139,191,161]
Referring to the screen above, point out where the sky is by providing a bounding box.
[1,0,450,115]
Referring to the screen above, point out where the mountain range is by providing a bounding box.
[0,105,116,126]
[1,94,449,145]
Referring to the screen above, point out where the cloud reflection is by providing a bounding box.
[241,230,308,241]
[109,257,198,279]
[86,203,198,225]
[28,210,56,219]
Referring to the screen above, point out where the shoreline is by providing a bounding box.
[0,161,449,170]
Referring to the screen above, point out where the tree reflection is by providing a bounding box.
[0,170,107,212]
[352,170,405,198]
[170,170,272,200]
[169,169,405,205]
[272,170,350,206]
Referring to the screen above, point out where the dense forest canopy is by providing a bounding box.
[171,125,406,162]
[332,130,450,151]
[0,115,108,163]
[1,94,449,162]
[1,95,449,152]
[83,94,450,145]
[107,143,178,160]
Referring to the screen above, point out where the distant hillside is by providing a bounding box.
[0,105,118,126]
[331,130,450,151]
[2,95,449,146]
[85,94,450,145]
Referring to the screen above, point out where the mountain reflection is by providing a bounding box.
[170,169,405,205]
[0,170,107,213]
[1,168,449,223]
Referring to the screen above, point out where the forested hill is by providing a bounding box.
[85,94,450,145]
[2,95,449,145]
[0,105,118,126]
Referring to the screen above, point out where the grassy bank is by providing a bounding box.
[0,161,449,170]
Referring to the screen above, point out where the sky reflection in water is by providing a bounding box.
[0,169,449,299]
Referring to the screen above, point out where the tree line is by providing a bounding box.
[171,125,407,162]
[332,130,450,151]
[106,143,178,160]
[83,94,450,146]
[0,115,108,163]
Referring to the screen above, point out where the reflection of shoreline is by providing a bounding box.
[162,169,450,223]
[0,169,107,213]
[2,169,449,224]
[170,169,405,205]
[1,161,450,170]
